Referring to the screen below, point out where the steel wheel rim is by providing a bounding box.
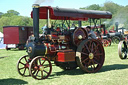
[29,56,52,80]
[76,39,105,73]
[118,41,127,59]
[17,55,30,77]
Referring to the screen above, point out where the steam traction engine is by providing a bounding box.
[17,4,112,80]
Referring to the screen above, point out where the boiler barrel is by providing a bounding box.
[27,42,46,59]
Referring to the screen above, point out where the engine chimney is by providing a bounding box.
[115,22,119,32]
[101,24,106,36]
[32,4,40,42]
[78,21,82,27]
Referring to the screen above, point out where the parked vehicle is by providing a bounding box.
[3,26,33,50]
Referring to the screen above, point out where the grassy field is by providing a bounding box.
[0,44,128,85]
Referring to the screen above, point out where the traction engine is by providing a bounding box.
[17,4,112,80]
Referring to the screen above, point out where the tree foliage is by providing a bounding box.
[0,10,33,32]
[80,4,101,10]
[2,10,20,17]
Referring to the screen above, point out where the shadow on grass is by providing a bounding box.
[100,64,128,72]
[9,49,25,51]
[49,64,128,79]
[49,68,85,79]
[0,56,9,59]
[0,78,28,85]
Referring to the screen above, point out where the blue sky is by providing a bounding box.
[0,0,128,17]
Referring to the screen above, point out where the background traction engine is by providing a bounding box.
[17,4,105,80]
[118,41,127,59]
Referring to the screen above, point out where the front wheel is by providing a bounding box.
[17,55,31,77]
[29,56,52,80]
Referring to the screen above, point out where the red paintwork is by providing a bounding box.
[4,27,19,44]
[56,50,75,62]
[109,30,116,33]
[101,29,108,34]
[31,6,112,20]
[31,6,88,21]
[3,26,33,44]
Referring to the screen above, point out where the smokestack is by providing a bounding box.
[101,24,106,36]
[115,22,119,32]
[32,4,40,42]
[78,21,82,27]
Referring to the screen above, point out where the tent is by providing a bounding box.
[0,32,6,49]
[0,32,3,38]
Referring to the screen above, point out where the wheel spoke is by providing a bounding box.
[87,60,91,66]
[82,57,89,63]
[43,70,49,74]
[93,44,100,53]
[89,41,92,50]
[39,58,42,65]
[84,44,90,53]
[41,60,46,65]
[44,65,50,68]
[35,70,39,77]
[94,53,103,56]
[93,59,101,65]
[92,60,96,69]
[19,67,25,70]
[123,52,127,57]
[41,71,44,79]
[32,69,36,74]
[19,61,25,65]
[23,68,26,75]
[80,52,88,56]
[24,57,27,62]
[93,56,99,61]
[90,65,93,70]
[91,42,94,52]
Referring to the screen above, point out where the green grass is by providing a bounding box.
[0,44,128,85]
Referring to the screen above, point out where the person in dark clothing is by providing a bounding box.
[86,26,97,39]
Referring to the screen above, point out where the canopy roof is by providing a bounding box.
[31,6,112,21]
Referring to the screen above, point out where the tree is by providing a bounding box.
[3,10,20,17]
[0,12,3,16]
[101,1,123,15]
[85,4,101,10]
[0,12,4,18]
[113,6,128,29]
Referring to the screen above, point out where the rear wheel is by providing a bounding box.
[76,39,105,73]
[118,41,127,59]
[73,28,88,46]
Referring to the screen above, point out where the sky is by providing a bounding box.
[0,0,128,17]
